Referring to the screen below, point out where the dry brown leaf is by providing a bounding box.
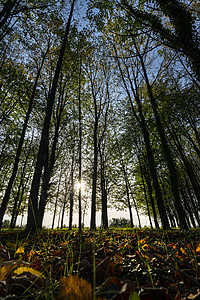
[57,275,105,300]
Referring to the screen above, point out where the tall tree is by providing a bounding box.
[134,41,188,229]
[26,0,76,232]
[114,44,170,228]
[0,45,49,229]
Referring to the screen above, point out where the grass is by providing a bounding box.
[0,227,200,299]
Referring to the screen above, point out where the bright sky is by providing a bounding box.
[42,208,150,228]
[13,207,150,229]
[12,180,151,229]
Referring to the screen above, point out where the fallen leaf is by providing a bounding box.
[57,275,105,300]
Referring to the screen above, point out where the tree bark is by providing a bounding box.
[0,46,48,230]
[114,46,170,228]
[69,133,75,230]
[99,146,108,229]
[78,61,82,232]
[26,0,76,232]
[135,42,188,229]
[37,87,65,229]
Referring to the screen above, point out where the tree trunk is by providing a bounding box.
[52,167,62,229]
[114,132,134,228]
[138,157,153,229]
[26,0,76,232]
[115,47,170,229]
[37,95,64,229]
[135,42,188,229]
[167,118,200,208]
[127,181,141,228]
[99,147,108,229]
[10,137,32,228]
[185,180,200,226]
[143,168,159,229]
[0,47,48,230]
[90,120,98,230]
[78,61,82,232]
[69,138,75,230]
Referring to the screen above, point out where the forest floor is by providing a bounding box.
[0,228,200,299]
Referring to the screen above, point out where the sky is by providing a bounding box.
[42,208,150,228]
[14,206,150,229]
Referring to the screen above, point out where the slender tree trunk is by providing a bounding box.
[99,147,108,229]
[91,125,98,230]
[78,61,82,232]
[166,205,176,228]
[52,167,63,229]
[185,180,200,226]
[167,118,200,207]
[179,181,196,228]
[57,206,62,229]
[69,139,75,230]
[137,97,170,228]
[26,0,76,232]
[12,183,26,228]
[61,173,70,229]
[127,180,141,228]
[37,95,64,228]
[115,134,134,227]
[139,159,153,229]
[135,43,188,229]
[143,170,159,229]
[90,91,99,230]
[0,47,48,230]
[115,47,170,229]
[60,197,67,229]
[10,137,32,228]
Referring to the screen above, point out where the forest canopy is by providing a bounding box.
[0,0,200,232]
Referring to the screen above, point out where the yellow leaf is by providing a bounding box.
[15,246,25,254]
[13,267,45,278]
[0,261,30,280]
[196,243,200,253]
[180,247,187,256]
[27,249,35,261]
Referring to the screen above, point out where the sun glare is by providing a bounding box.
[75,181,84,192]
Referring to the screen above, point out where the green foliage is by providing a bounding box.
[109,217,131,228]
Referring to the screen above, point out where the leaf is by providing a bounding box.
[196,243,200,253]
[57,275,106,300]
[15,246,25,254]
[129,291,140,300]
[180,247,187,256]
[13,266,45,278]
[96,276,124,300]
[0,261,30,280]
[94,256,113,285]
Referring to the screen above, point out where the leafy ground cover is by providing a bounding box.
[0,228,200,299]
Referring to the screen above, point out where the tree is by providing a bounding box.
[26,0,76,232]
[120,0,200,82]
[0,44,49,229]
[109,217,131,228]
